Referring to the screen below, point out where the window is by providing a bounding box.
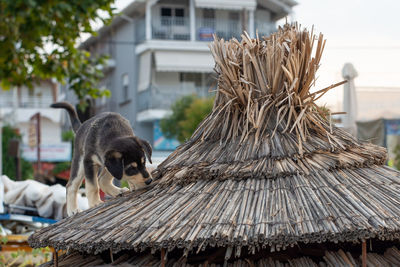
[161,7,172,17]
[175,8,184,17]
[160,7,186,26]
[122,74,129,101]
[180,73,202,87]
[203,9,215,19]
[229,11,239,21]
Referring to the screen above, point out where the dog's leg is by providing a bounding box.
[84,157,103,208]
[98,168,129,197]
[67,156,84,216]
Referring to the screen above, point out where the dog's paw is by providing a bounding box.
[118,187,129,195]
[67,208,82,217]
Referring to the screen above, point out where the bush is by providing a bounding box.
[1,125,33,180]
[160,95,214,143]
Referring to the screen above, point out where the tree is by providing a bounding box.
[1,125,33,180]
[0,0,115,109]
[179,97,214,140]
[160,95,214,143]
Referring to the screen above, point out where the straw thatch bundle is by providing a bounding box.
[40,246,400,267]
[29,24,400,264]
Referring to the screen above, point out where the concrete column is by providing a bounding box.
[0,110,2,178]
[190,0,196,41]
[248,9,255,38]
[145,1,152,40]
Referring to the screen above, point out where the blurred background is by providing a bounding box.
[0,0,399,263]
[0,1,400,258]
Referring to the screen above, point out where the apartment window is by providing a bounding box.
[202,9,215,29]
[229,11,239,21]
[161,7,172,17]
[203,9,215,19]
[180,73,202,87]
[122,73,129,101]
[160,7,186,25]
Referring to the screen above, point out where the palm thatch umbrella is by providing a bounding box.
[29,24,400,266]
[342,62,358,136]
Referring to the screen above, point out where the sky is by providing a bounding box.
[285,0,400,110]
[115,0,400,111]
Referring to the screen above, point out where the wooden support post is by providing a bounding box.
[54,249,59,267]
[362,240,367,267]
[161,248,165,267]
[110,248,114,262]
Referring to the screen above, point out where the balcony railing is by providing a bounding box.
[196,18,242,41]
[141,15,276,42]
[255,21,275,38]
[152,16,190,41]
[0,96,54,109]
[137,85,210,112]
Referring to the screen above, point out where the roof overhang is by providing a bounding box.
[194,0,257,10]
[258,0,297,20]
[154,50,214,73]
[79,0,146,50]
[137,109,171,122]
[0,108,62,124]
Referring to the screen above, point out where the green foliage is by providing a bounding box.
[61,130,74,142]
[0,0,115,108]
[160,95,214,143]
[53,161,71,175]
[1,125,33,180]
[179,97,214,140]
[394,145,400,170]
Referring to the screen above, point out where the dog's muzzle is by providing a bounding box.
[145,178,153,185]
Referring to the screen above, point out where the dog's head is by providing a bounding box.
[104,136,153,189]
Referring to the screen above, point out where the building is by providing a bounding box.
[77,0,296,152]
[0,81,71,163]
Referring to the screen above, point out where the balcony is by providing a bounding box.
[196,18,242,41]
[148,16,247,42]
[137,85,210,113]
[0,96,54,109]
[152,16,190,41]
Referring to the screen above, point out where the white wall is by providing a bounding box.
[18,117,62,145]
[154,72,180,90]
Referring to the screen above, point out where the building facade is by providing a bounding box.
[0,81,72,163]
[77,0,296,151]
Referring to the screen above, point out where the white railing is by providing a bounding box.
[152,16,190,40]
[255,21,275,38]
[196,18,242,41]
[144,15,275,42]
[0,96,54,109]
[137,85,211,112]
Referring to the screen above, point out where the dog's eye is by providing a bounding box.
[126,165,139,175]
[126,165,136,171]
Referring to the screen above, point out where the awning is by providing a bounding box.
[154,51,214,73]
[138,51,152,91]
[194,0,256,10]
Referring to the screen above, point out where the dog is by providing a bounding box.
[51,102,153,216]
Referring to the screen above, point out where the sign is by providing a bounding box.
[21,143,72,162]
[28,116,38,148]
[153,120,180,151]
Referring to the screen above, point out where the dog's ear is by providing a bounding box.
[136,138,152,164]
[105,150,124,180]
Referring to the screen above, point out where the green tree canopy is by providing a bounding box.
[0,0,115,107]
[160,95,214,143]
[1,125,33,180]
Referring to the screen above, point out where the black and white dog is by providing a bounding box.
[51,102,153,216]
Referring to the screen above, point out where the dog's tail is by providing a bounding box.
[51,102,81,133]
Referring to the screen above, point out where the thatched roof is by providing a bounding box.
[30,24,400,260]
[41,246,400,267]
